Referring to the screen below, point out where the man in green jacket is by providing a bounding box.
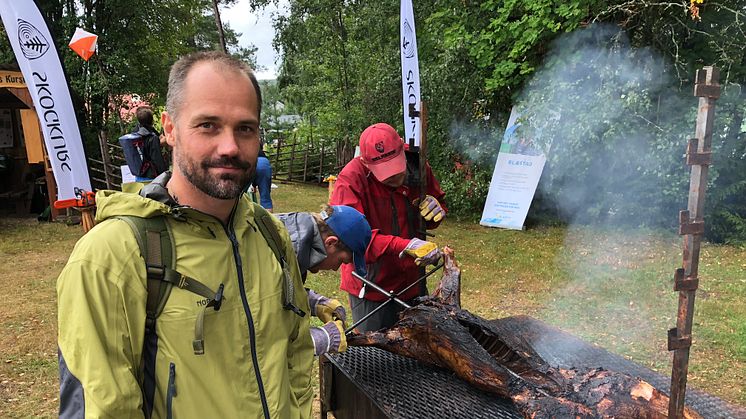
[57,51,314,418]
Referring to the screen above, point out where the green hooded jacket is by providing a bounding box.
[57,183,314,418]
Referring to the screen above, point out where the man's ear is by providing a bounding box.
[162,112,176,147]
[324,236,340,248]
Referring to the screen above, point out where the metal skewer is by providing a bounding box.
[345,262,444,335]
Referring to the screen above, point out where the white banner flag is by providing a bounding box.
[0,0,91,200]
[400,0,421,147]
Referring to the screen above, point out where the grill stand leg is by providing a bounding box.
[319,354,334,418]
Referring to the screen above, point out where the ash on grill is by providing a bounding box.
[347,248,702,418]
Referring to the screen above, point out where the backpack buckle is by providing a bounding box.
[284,302,306,317]
[213,284,224,311]
[146,264,165,280]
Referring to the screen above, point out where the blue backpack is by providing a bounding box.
[119,127,167,179]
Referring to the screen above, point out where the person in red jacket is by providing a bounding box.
[330,122,447,332]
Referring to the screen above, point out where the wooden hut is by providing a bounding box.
[0,64,57,217]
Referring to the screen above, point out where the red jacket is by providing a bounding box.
[330,157,446,301]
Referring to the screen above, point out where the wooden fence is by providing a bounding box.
[88,132,125,191]
[267,136,355,183]
[89,132,355,190]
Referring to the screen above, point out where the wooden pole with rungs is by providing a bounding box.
[667,66,720,418]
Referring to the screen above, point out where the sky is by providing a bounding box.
[223,0,287,80]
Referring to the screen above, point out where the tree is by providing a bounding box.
[1,0,258,156]
[253,0,746,239]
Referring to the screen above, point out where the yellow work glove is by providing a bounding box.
[419,195,445,222]
[399,238,442,266]
[308,289,347,326]
[317,299,346,325]
[310,320,347,356]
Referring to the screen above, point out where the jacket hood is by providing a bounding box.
[95,190,173,222]
[276,212,326,281]
[95,172,178,222]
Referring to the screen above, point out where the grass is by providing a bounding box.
[0,181,744,417]
[0,218,79,418]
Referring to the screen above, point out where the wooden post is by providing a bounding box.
[288,133,297,181]
[417,100,429,240]
[78,207,96,233]
[319,143,324,179]
[97,130,113,189]
[274,137,282,179]
[668,66,720,419]
[335,139,340,172]
[302,141,310,181]
[319,354,333,418]
[326,175,336,200]
[40,140,60,220]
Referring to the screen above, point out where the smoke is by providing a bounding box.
[538,227,680,367]
[516,24,693,364]
[447,119,503,167]
[514,24,694,227]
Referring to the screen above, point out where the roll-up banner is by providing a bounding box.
[0,0,91,200]
[480,110,546,230]
[400,0,421,147]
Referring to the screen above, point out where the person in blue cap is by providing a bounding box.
[278,204,371,356]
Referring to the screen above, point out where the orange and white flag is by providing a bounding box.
[68,27,97,61]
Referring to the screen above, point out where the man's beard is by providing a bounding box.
[175,148,255,200]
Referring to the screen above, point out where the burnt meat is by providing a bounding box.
[347,248,701,419]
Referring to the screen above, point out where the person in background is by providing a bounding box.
[57,51,313,418]
[251,139,273,211]
[278,204,372,355]
[330,122,447,332]
[119,106,168,182]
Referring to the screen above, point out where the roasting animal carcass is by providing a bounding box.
[347,248,702,419]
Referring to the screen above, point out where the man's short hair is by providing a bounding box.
[135,106,154,127]
[166,51,262,122]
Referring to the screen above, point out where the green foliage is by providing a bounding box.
[258,0,746,239]
[437,160,493,222]
[706,87,746,244]
[258,0,595,216]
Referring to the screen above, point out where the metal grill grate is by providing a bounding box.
[327,316,746,419]
[330,346,522,419]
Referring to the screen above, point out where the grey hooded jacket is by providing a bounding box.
[276,212,326,281]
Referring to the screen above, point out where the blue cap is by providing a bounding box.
[322,205,372,277]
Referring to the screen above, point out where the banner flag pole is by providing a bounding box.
[401,0,421,148]
[0,0,92,201]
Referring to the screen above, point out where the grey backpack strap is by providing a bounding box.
[252,205,306,317]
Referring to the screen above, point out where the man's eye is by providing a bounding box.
[198,122,215,130]
[238,125,255,134]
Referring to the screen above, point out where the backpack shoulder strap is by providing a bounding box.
[116,215,174,332]
[252,204,306,317]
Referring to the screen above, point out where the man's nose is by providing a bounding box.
[215,130,240,156]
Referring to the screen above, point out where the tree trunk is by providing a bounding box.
[211,0,227,53]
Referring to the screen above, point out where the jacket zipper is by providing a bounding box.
[166,362,176,419]
[225,225,271,419]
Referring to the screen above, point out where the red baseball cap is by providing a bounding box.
[359,123,406,182]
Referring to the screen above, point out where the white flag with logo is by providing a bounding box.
[0,0,91,200]
[401,0,421,147]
